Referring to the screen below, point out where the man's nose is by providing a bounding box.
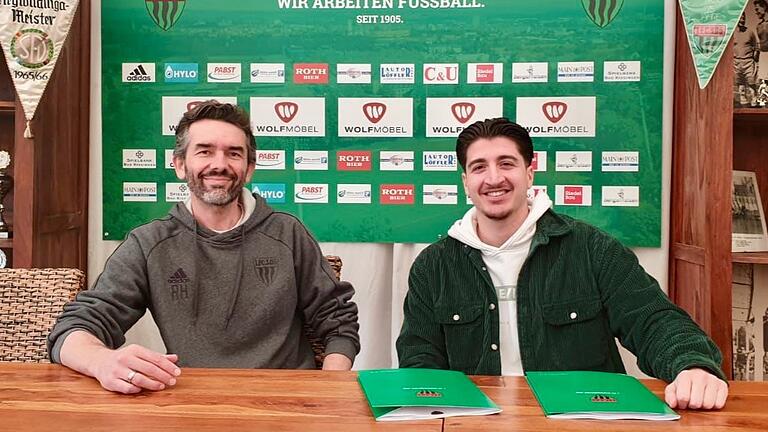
[485,166,504,185]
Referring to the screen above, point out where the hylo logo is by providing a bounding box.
[451,102,476,124]
[274,102,299,123]
[363,102,387,124]
[542,101,567,123]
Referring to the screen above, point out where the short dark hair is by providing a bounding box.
[456,117,534,170]
[173,100,256,165]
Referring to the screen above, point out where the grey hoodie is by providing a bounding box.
[48,193,360,368]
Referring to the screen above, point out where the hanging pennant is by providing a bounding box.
[679,0,749,89]
[0,0,81,138]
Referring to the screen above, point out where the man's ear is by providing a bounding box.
[461,171,468,196]
[173,156,186,181]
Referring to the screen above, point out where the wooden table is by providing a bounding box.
[0,364,440,431]
[1,364,767,431]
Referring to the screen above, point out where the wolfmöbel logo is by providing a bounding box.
[423,63,459,84]
[516,96,596,137]
[337,151,372,171]
[161,96,237,136]
[338,98,413,137]
[250,97,325,137]
[293,63,329,84]
[380,184,415,205]
[426,98,503,137]
[556,185,592,206]
[294,184,329,203]
[274,102,298,123]
[254,150,285,170]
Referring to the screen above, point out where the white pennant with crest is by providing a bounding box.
[0,0,80,138]
[679,0,749,89]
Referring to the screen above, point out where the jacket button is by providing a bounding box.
[570,312,578,320]
[452,314,460,321]
[489,303,496,310]
[481,266,487,271]
[491,343,498,351]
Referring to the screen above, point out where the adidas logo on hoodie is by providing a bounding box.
[122,63,156,82]
[167,267,190,301]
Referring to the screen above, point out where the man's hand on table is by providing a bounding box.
[88,344,181,394]
[665,368,728,410]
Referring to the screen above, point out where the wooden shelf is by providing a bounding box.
[734,107,768,116]
[732,252,768,264]
[0,238,12,249]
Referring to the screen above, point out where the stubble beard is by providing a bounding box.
[186,167,243,206]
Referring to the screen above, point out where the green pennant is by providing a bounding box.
[679,0,750,88]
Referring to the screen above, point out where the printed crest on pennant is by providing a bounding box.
[581,0,624,28]
[145,0,186,31]
[692,24,727,57]
[10,29,54,69]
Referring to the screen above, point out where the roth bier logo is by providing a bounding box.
[380,184,415,205]
[337,151,372,171]
[293,63,329,84]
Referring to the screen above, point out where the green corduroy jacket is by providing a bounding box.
[396,209,726,383]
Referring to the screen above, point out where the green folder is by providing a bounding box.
[526,371,680,421]
[357,368,501,421]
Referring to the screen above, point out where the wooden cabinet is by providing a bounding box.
[0,2,90,271]
[670,11,768,380]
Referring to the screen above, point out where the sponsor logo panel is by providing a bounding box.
[380,151,415,171]
[294,150,329,171]
[555,185,593,206]
[338,98,413,137]
[207,63,241,83]
[511,62,548,83]
[336,63,372,84]
[557,61,594,82]
[255,150,286,170]
[423,63,459,84]
[123,182,157,202]
[423,151,458,171]
[516,96,596,137]
[467,63,503,84]
[162,96,237,136]
[252,183,287,204]
[532,151,547,172]
[603,61,641,82]
[337,184,372,204]
[250,63,285,83]
[380,184,415,205]
[602,151,639,172]
[166,183,190,202]
[250,97,325,137]
[527,185,549,200]
[380,63,415,84]
[295,183,329,203]
[165,149,175,169]
[426,97,504,137]
[555,151,593,172]
[337,151,372,171]
[423,185,458,205]
[122,63,156,82]
[164,63,198,83]
[293,63,329,84]
[123,149,157,169]
[602,186,640,207]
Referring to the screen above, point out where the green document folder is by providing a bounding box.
[357,368,501,421]
[526,371,680,421]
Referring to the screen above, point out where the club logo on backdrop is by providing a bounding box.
[581,0,623,28]
[542,101,567,123]
[451,102,476,124]
[145,0,186,31]
[362,102,387,124]
[692,24,727,57]
[274,102,299,123]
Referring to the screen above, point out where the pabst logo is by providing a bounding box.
[363,102,387,124]
[451,102,476,124]
[294,183,328,203]
[274,102,298,123]
[542,101,567,123]
[337,151,372,171]
[380,184,415,205]
[293,63,329,84]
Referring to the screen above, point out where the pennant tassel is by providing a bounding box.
[23,120,33,139]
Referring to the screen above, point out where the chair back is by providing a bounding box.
[304,256,342,369]
[0,268,86,362]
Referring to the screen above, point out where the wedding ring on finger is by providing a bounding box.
[126,370,137,384]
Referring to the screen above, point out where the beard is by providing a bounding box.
[186,166,243,206]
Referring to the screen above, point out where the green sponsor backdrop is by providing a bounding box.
[103,0,663,245]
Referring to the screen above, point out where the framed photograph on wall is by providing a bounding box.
[733,170,768,252]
